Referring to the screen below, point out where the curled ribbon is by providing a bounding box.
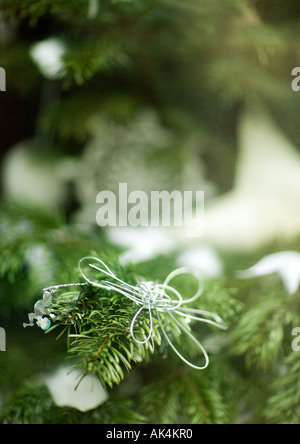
[78,257,227,370]
[24,257,227,370]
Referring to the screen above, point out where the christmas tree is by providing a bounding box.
[1,0,300,424]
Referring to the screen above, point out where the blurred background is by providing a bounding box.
[1,0,300,424]
[1,0,300,251]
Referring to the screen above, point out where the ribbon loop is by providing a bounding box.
[163,267,204,305]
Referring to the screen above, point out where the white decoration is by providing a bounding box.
[106,226,176,264]
[30,37,66,80]
[237,251,300,295]
[45,366,109,412]
[87,0,99,18]
[188,105,300,252]
[1,142,76,208]
[176,245,223,277]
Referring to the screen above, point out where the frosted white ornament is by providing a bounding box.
[30,37,66,80]
[237,251,300,295]
[189,104,300,252]
[45,366,109,412]
[107,226,175,265]
[176,245,223,278]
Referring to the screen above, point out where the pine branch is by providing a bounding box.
[231,276,300,370]
[1,0,88,22]
[265,351,300,424]
[24,255,234,390]
[36,270,182,389]
[0,384,145,424]
[138,368,229,424]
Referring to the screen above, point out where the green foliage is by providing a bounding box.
[265,351,300,424]
[0,201,61,281]
[0,200,238,422]
[231,276,300,370]
[2,200,300,423]
[0,385,145,424]
[2,201,300,424]
[45,280,166,389]
[3,0,298,142]
[33,256,234,389]
[1,0,92,23]
[2,0,300,425]
[138,369,229,424]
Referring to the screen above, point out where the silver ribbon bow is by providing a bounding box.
[24,257,227,370]
[78,257,227,370]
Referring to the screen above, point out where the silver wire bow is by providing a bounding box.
[78,257,227,370]
[24,257,227,370]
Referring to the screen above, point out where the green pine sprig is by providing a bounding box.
[42,274,181,389]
